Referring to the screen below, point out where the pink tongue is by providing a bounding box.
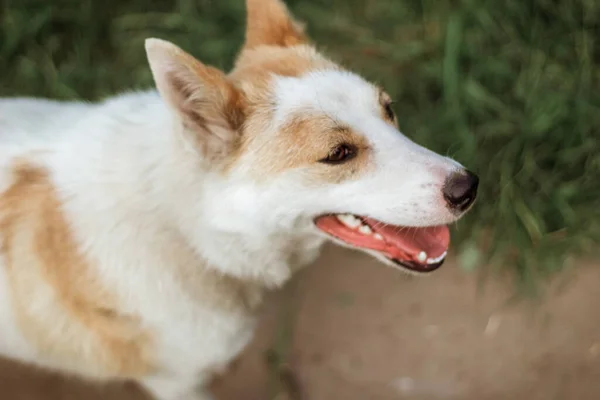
[364,218,450,259]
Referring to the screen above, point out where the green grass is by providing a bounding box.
[1,0,599,291]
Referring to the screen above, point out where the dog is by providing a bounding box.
[0,0,478,398]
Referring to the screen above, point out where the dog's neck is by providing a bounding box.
[165,156,326,288]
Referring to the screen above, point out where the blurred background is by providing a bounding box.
[1,0,599,399]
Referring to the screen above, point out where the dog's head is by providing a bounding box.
[145,0,478,275]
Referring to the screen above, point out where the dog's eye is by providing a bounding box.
[383,101,395,121]
[320,144,356,164]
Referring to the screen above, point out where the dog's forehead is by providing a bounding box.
[272,70,380,125]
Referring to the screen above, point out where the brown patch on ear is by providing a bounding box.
[0,161,153,378]
[233,113,371,184]
[244,0,307,49]
[146,39,246,161]
[378,90,398,127]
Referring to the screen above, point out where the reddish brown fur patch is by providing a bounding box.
[244,0,307,49]
[0,161,153,378]
[236,113,372,183]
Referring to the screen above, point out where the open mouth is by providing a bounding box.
[314,214,450,273]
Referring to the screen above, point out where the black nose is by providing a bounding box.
[443,170,479,212]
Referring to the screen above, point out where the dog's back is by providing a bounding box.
[0,98,92,143]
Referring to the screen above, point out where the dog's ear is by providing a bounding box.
[145,38,244,159]
[243,0,307,50]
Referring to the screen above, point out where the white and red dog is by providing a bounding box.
[0,0,478,398]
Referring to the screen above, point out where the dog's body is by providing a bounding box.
[0,93,275,399]
[0,0,478,399]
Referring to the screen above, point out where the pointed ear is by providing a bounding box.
[243,0,308,49]
[145,38,245,159]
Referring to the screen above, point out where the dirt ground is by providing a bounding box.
[1,244,599,400]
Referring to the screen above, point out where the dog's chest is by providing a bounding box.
[150,296,259,380]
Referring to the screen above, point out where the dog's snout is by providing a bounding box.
[443,170,479,213]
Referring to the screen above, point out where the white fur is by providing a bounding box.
[0,41,469,400]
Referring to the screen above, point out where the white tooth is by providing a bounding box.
[417,251,427,263]
[336,214,361,228]
[427,250,448,264]
[374,233,383,241]
[358,224,372,235]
